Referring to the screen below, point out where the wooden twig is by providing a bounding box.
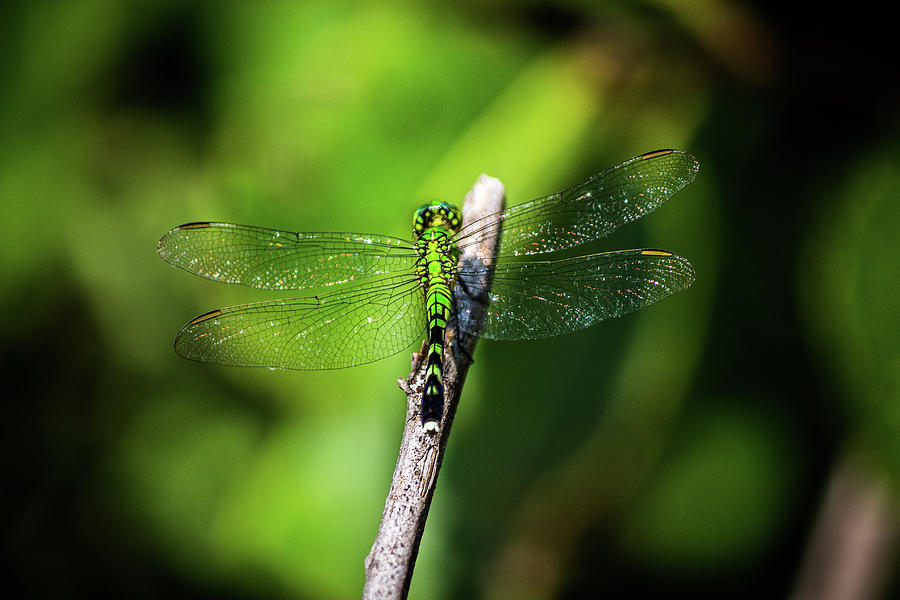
[790,454,896,600]
[362,175,506,600]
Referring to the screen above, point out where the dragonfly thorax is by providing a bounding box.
[413,202,462,238]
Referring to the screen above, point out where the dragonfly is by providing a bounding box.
[158,149,697,431]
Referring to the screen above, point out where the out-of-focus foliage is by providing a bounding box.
[2,1,897,599]
[800,144,900,476]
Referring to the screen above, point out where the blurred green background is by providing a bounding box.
[3,1,898,598]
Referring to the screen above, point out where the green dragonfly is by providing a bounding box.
[158,149,697,430]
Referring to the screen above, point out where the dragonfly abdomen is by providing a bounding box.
[421,281,453,430]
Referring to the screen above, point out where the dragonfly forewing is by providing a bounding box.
[454,149,698,257]
[158,222,418,290]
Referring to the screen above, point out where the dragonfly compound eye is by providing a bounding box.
[443,205,462,233]
[413,206,431,235]
[413,203,462,234]
[412,202,462,234]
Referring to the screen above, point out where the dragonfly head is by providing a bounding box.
[413,202,462,236]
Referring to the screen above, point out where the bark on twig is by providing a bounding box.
[362,175,505,600]
[790,454,896,600]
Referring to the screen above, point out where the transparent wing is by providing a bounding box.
[454,149,698,257]
[174,274,426,370]
[158,222,418,290]
[455,249,694,340]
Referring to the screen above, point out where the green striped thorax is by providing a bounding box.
[413,202,462,279]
